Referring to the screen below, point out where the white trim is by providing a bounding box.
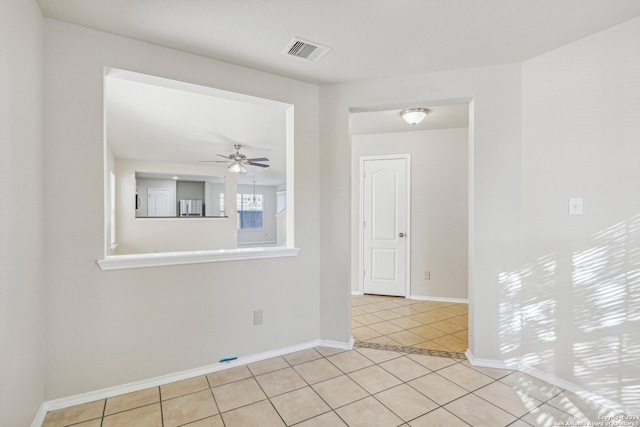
[102,68,297,265]
[351,293,467,303]
[409,295,469,304]
[465,349,519,370]
[405,156,412,298]
[465,350,640,417]
[97,246,299,270]
[318,336,355,350]
[359,154,411,297]
[358,156,364,295]
[32,338,352,426]
[31,404,48,427]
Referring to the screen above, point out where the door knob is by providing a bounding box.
[399,232,405,237]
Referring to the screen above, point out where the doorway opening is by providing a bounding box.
[349,101,471,357]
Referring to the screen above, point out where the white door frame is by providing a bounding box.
[358,154,411,297]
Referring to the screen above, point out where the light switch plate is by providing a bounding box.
[569,197,583,215]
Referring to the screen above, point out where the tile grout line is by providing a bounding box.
[209,372,271,420]
[447,375,527,423]
[204,374,226,427]
[363,313,467,332]
[210,349,341,425]
[415,372,510,426]
[158,385,165,427]
[283,349,353,426]
[310,348,397,426]
[339,348,449,425]
[249,358,291,426]
[477,373,581,425]
[285,348,382,426]
[293,349,365,426]
[392,357,544,425]
[348,335,482,426]
[275,347,419,425]
[99,398,106,427]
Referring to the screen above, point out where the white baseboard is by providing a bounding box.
[318,337,355,350]
[464,349,519,370]
[465,350,639,417]
[32,338,352,427]
[31,404,48,427]
[410,295,468,304]
[352,292,467,303]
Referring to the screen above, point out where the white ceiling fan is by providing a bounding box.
[199,144,269,174]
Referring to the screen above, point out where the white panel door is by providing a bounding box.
[148,188,172,217]
[362,157,408,296]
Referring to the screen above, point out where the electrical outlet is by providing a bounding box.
[424,271,431,280]
[254,309,263,325]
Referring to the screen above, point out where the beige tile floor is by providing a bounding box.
[352,295,468,357]
[41,346,634,427]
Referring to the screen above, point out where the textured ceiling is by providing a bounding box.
[44,1,640,186]
[37,0,640,84]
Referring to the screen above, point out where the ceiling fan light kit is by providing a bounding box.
[400,108,429,125]
[228,162,248,174]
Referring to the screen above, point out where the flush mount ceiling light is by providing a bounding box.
[400,108,430,125]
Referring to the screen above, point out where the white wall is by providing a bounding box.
[44,19,320,400]
[351,128,468,300]
[205,181,225,217]
[518,17,640,408]
[320,65,523,360]
[0,1,45,425]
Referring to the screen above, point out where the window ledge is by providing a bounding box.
[97,246,300,271]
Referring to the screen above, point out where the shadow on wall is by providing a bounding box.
[498,215,640,412]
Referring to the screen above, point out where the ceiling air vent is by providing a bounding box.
[282,37,331,63]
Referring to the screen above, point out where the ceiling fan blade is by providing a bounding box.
[216,154,231,159]
[246,157,269,162]
[247,162,269,168]
[198,160,228,163]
